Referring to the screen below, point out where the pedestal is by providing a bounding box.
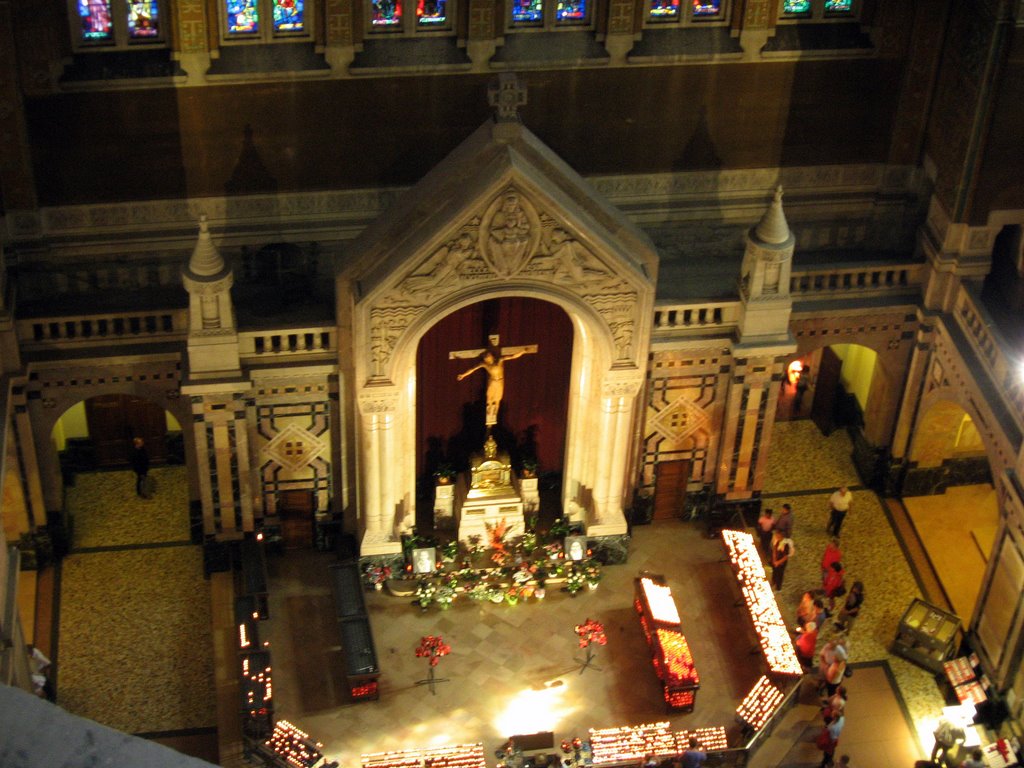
[456,476,525,544]
[520,476,539,514]
[434,483,455,530]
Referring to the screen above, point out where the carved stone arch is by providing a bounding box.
[910,387,1006,481]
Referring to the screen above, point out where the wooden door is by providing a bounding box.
[278,490,315,550]
[811,346,842,435]
[653,460,690,520]
[85,394,167,467]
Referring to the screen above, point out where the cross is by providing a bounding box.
[451,334,538,427]
[488,73,527,123]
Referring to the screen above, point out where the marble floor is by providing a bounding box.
[38,419,995,768]
[903,483,999,622]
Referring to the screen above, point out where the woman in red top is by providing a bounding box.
[823,561,846,610]
[820,537,842,580]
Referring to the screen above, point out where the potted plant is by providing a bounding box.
[583,559,602,590]
[434,463,457,485]
[565,566,585,597]
[521,456,538,478]
[442,540,459,563]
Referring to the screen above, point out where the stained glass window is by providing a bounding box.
[649,0,679,20]
[226,0,260,33]
[79,0,113,41]
[824,0,852,12]
[555,0,587,22]
[272,0,304,31]
[512,0,542,23]
[416,0,447,26]
[782,0,810,13]
[127,1,160,38]
[692,0,721,16]
[372,0,403,26]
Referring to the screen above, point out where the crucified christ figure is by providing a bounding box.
[452,336,537,427]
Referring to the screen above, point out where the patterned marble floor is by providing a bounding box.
[48,420,975,767]
[265,419,943,768]
[56,467,216,736]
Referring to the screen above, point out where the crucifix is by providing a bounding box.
[451,334,538,427]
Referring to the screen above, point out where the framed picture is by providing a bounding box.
[565,535,587,561]
[412,547,437,574]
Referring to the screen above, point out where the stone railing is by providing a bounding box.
[238,326,337,361]
[652,301,740,335]
[955,282,1024,425]
[16,309,189,351]
[790,262,925,298]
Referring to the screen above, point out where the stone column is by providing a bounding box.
[588,374,642,536]
[358,389,402,555]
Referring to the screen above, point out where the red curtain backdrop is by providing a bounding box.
[416,297,573,479]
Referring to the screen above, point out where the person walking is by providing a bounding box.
[774,503,794,538]
[816,711,844,767]
[826,486,853,537]
[130,437,150,498]
[757,507,775,559]
[770,530,794,591]
[835,581,865,632]
[960,749,984,768]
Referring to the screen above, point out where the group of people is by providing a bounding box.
[640,737,707,768]
[930,717,985,767]
[754,486,869,768]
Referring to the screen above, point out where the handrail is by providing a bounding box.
[955,282,1024,429]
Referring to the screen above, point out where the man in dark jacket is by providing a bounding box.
[131,437,150,497]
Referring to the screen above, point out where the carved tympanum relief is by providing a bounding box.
[369,186,642,380]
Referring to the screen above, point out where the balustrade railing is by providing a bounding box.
[16,309,188,350]
[238,327,337,360]
[653,302,738,334]
[789,262,925,297]
[955,283,1024,426]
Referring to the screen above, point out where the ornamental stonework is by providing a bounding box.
[369,189,644,380]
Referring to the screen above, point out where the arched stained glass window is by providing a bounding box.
[555,0,587,22]
[372,0,403,26]
[226,0,260,33]
[272,0,304,31]
[824,0,851,12]
[512,0,543,24]
[649,0,679,20]
[127,1,160,38]
[782,0,810,13]
[416,0,447,26]
[79,0,114,41]
[692,0,721,16]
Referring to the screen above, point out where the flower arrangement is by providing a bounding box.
[574,618,607,648]
[363,564,392,589]
[583,559,602,585]
[442,540,459,562]
[415,580,437,609]
[436,582,456,610]
[505,587,520,606]
[565,567,586,595]
[415,635,451,665]
[520,531,538,554]
[544,540,564,560]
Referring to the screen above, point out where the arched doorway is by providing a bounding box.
[53,395,183,477]
[903,399,998,619]
[779,343,880,437]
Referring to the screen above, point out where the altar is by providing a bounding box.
[455,434,526,543]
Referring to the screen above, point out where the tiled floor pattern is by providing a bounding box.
[56,467,216,735]
[48,420,988,767]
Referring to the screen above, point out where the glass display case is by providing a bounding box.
[892,598,961,673]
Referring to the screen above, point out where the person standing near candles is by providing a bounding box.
[680,737,706,768]
[771,530,794,591]
[757,507,775,559]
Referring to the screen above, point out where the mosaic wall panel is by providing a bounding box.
[254,400,332,515]
[641,348,728,490]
